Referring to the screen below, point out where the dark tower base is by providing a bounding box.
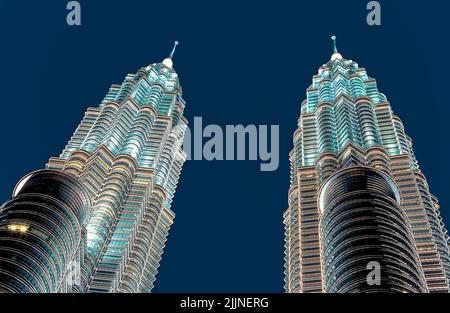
[319,167,427,293]
[0,170,90,293]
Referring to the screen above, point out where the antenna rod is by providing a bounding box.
[170,41,179,59]
[331,35,338,53]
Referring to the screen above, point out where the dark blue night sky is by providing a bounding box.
[0,1,448,292]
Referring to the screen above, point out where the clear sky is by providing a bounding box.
[0,0,448,292]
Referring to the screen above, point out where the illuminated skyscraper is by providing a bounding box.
[0,42,188,293]
[284,36,450,293]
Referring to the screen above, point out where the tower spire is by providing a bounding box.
[330,35,343,61]
[331,35,338,53]
[162,41,179,69]
[170,40,179,59]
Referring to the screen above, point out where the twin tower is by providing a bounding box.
[1,38,450,293]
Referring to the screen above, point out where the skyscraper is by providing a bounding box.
[283,36,450,293]
[0,42,188,293]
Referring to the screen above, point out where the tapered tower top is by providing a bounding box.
[330,35,343,61]
[162,41,179,68]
